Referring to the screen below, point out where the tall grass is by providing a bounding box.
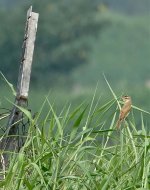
[0,88,150,189]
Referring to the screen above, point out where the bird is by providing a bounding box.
[116,95,132,129]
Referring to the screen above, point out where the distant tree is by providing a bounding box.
[0,0,110,84]
[33,0,110,81]
[0,8,24,83]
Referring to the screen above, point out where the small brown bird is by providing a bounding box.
[116,95,132,129]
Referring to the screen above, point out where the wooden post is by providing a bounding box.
[0,6,39,165]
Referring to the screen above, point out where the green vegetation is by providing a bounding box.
[0,87,150,189]
[0,0,111,84]
[0,0,150,113]
[0,0,150,87]
[0,1,150,188]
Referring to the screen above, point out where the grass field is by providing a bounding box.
[0,86,150,189]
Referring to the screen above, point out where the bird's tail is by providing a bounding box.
[116,119,122,129]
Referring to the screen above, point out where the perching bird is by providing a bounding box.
[116,95,132,129]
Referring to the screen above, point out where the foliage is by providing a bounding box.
[34,0,109,72]
[0,89,150,189]
[105,0,150,15]
[0,0,150,89]
[0,0,110,84]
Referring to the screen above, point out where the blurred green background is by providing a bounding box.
[0,0,150,119]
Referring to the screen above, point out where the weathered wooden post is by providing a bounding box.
[0,6,39,165]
